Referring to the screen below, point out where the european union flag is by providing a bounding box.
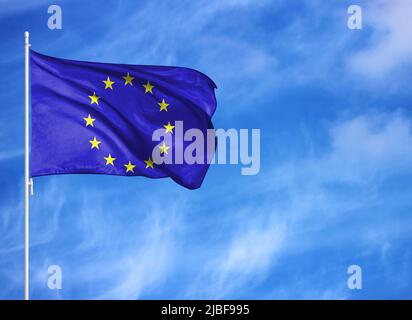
[30,50,217,189]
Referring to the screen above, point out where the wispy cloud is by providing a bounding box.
[26,181,188,299]
[187,211,286,298]
[0,0,57,17]
[0,149,23,162]
[0,179,64,255]
[184,110,412,299]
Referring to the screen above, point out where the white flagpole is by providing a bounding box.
[24,31,31,301]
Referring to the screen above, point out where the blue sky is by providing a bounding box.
[1,0,412,299]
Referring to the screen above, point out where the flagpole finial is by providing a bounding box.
[25,31,30,46]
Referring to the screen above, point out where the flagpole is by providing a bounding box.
[24,31,30,301]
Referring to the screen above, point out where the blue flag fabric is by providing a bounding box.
[30,50,217,189]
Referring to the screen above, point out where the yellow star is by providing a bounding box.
[158,99,169,112]
[142,81,154,94]
[89,137,101,150]
[83,114,95,127]
[159,141,170,154]
[124,161,136,173]
[88,92,100,105]
[123,72,134,86]
[104,154,116,166]
[144,157,154,169]
[163,122,175,134]
[103,76,114,89]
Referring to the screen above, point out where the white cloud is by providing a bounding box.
[267,111,412,191]
[329,112,412,170]
[348,0,412,77]
[274,111,412,248]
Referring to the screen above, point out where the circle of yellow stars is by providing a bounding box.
[84,72,175,174]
